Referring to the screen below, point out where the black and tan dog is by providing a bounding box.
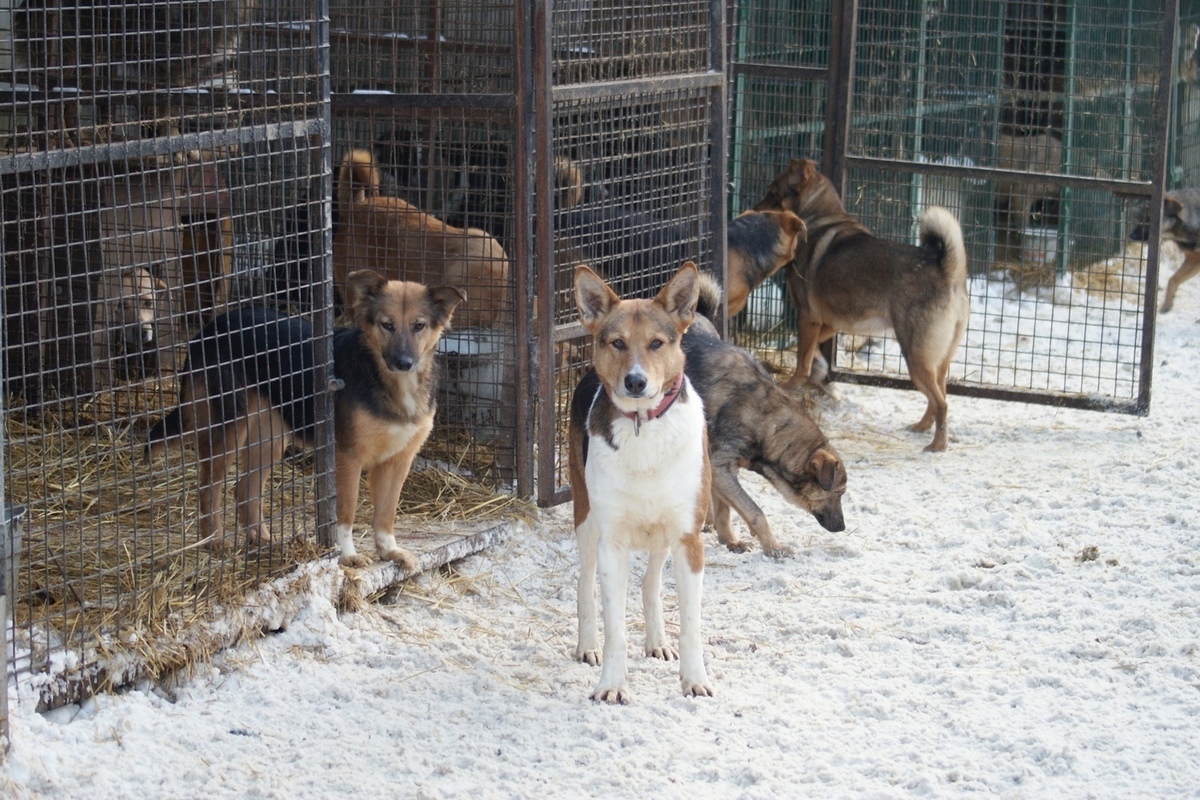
[754,158,969,452]
[1131,188,1200,313]
[683,275,846,558]
[148,270,465,568]
[724,209,806,317]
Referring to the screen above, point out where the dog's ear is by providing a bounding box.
[345,270,387,306]
[428,285,468,328]
[799,159,819,184]
[656,261,700,330]
[574,265,620,332]
[779,210,807,242]
[807,448,841,492]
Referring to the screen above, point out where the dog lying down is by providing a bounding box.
[683,274,847,558]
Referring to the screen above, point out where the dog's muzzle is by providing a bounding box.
[388,354,416,372]
[814,506,845,533]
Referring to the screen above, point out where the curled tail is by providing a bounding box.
[919,206,968,286]
[695,270,724,323]
[337,148,381,211]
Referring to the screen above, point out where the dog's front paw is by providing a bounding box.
[339,553,372,568]
[576,647,602,666]
[591,683,630,705]
[381,547,419,573]
[646,644,679,661]
[722,538,753,554]
[681,678,715,698]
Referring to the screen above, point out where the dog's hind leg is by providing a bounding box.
[1161,253,1200,313]
[235,405,287,547]
[194,416,246,551]
[642,547,678,661]
[671,533,713,698]
[905,358,949,452]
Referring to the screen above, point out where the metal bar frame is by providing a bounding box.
[822,0,1174,417]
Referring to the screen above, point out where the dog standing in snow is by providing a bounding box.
[567,262,714,704]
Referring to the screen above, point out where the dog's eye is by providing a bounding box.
[380,321,395,333]
[610,338,626,351]
[649,339,664,351]
[412,322,426,333]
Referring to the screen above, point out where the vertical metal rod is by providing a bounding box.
[1139,0,1180,415]
[1058,0,1078,276]
[825,0,857,193]
[313,0,337,548]
[711,0,730,336]
[909,2,930,242]
[513,0,536,499]
[533,0,558,506]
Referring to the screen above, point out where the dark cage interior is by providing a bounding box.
[0,0,333,701]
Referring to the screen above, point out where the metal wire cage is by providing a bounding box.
[729,0,1175,416]
[0,1,332,705]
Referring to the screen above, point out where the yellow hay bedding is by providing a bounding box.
[3,375,526,677]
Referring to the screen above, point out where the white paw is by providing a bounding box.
[576,647,601,667]
[591,683,630,705]
[646,644,679,661]
[339,553,372,568]
[681,677,715,698]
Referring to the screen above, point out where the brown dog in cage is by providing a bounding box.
[147,270,466,567]
[723,209,807,317]
[1131,188,1200,314]
[754,158,969,452]
[334,148,509,331]
[90,266,169,385]
[683,273,847,559]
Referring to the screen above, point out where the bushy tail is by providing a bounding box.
[695,271,724,322]
[337,148,380,210]
[919,206,968,286]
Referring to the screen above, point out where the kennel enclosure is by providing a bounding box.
[0,0,1188,725]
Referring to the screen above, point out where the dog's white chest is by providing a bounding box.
[584,385,706,546]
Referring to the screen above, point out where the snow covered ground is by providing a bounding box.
[3,272,1199,799]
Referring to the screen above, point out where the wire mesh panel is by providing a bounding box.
[1173,1,1200,187]
[0,1,330,702]
[731,0,1174,416]
[545,88,721,500]
[538,0,727,505]
[328,0,522,488]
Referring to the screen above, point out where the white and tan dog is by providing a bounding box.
[567,262,714,704]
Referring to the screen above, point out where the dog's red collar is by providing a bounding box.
[620,372,684,435]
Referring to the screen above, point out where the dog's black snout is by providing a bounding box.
[394,355,415,372]
[816,507,846,533]
[624,373,647,396]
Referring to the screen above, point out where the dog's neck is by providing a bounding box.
[617,372,684,435]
